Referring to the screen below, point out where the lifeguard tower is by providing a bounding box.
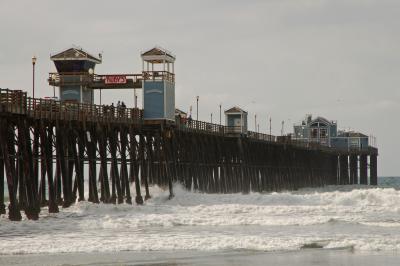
[225,106,248,134]
[49,47,102,104]
[141,47,176,122]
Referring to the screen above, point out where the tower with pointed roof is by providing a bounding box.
[50,47,102,103]
[141,46,176,121]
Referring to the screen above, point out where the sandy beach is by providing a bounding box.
[1,249,400,266]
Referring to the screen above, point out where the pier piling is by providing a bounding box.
[359,155,368,185]
[370,154,378,185]
[350,155,358,185]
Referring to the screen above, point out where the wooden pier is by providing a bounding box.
[0,88,378,221]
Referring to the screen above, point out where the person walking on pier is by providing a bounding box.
[188,114,192,126]
[121,101,126,117]
[110,102,115,117]
[117,101,122,117]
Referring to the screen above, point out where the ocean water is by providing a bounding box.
[1,177,400,265]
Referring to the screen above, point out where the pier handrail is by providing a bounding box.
[0,88,27,114]
[142,71,175,83]
[177,117,376,154]
[1,88,377,155]
[0,88,142,124]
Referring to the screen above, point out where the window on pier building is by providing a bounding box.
[311,128,318,138]
[320,128,327,138]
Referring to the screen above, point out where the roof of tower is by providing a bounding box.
[141,46,175,63]
[50,47,102,63]
[225,106,247,114]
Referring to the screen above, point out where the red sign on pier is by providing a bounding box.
[104,75,127,84]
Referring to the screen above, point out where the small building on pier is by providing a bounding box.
[175,108,187,119]
[49,47,102,104]
[331,131,369,150]
[293,115,337,146]
[175,108,187,124]
[225,106,248,134]
[293,114,370,150]
[141,47,176,121]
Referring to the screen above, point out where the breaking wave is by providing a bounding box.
[1,180,400,254]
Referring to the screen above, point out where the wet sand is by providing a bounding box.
[1,249,400,266]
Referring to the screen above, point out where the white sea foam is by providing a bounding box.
[1,183,400,254]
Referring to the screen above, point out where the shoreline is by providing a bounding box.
[1,249,400,266]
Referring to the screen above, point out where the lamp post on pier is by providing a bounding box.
[219,104,222,125]
[269,117,272,141]
[51,73,56,99]
[254,114,257,132]
[32,56,37,98]
[196,96,199,120]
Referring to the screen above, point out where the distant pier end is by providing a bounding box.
[292,114,378,185]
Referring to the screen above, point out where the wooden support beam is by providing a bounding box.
[20,120,41,219]
[237,137,249,194]
[55,124,71,207]
[349,154,358,185]
[139,134,151,200]
[0,119,21,221]
[39,141,47,207]
[339,155,349,185]
[0,145,5,214]
[119,127,132,204]
[161,130,174,199]
[17,128,27,211]
[32,124,39,205]
[145,134,155,190]
[77,129,85,201]
[109,128,123,204]
[67,128,76,204]
[42,123,58,213]
[86,127,99,203]
[54,148,62,205]
[70,129,85,202]
[129,128,143,204]
[370,154,378,185]
[98,126,111,203]
[359,155,368,185]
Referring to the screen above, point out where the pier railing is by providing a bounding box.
[0,88,377,154]
[176,118,276,142]
[142,71,175,83]
[176,117,376,154]
[0,88,142,123]
[0,89,27,114]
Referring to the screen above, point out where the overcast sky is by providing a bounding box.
[0,0,399,176]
